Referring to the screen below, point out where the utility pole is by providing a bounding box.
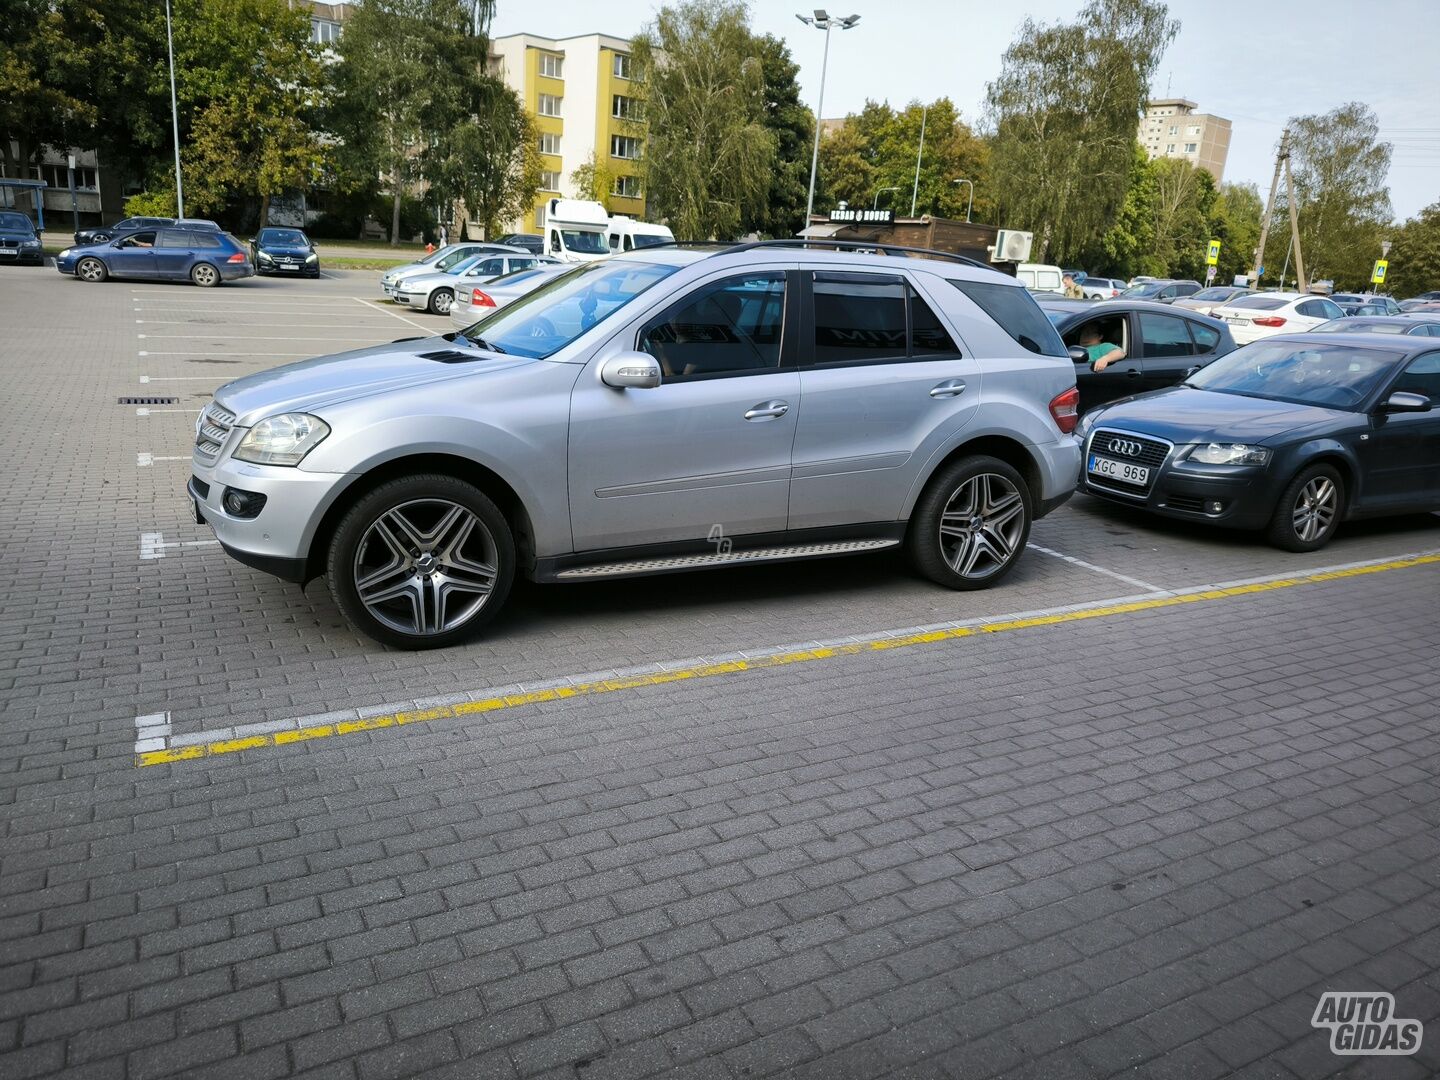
[909,105,927,217]
[165,0,184,217]
[1283,149,1305,291]
[1251,129,1288,287]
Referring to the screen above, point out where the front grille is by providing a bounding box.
[1086,428,1173,497]
[194,402,236,461]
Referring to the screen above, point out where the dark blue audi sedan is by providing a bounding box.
[250,226,320,277]
[1075,333,1440,551]
[56,224,254,287]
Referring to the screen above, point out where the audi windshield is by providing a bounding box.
[1185,341,1398,409]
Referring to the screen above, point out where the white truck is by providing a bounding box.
[542,199,612,263]
[606,215,674,253]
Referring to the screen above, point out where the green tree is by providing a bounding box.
[1207,181,1262,285]
[1149,157,1215,279]
[570,152,615,212]
[435,93,541,239]
[632,0,775,240]
[1386,201,1440,298]
[1085,142,1158,278]
[742,33,812,238]
[985,0,1178,264]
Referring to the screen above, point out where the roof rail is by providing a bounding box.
[720,238,993,272]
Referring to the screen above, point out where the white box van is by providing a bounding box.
[542,199,611,263]
[607,216,675,253]
[1016,263,1065,294]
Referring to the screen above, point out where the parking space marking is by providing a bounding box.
[133,547,1440,767]
[136,407,205,416]
[138,350,318,357]
[139,375,219,382]
[1027,543,1165,593]
[139,531,222,560]
[137,453,189,466]
[353,296,437,333]
[138,333,388,341]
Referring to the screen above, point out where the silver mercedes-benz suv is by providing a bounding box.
[190,241,1082,648]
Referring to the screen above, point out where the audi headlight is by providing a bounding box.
[1186,442,1270,466]
[233,413,329,466]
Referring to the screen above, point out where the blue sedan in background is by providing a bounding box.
[57,224,254,286]
[0,211,46,266]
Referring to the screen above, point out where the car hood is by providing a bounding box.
[380,261,441,284]
[396,269,466,291]
[213,337,535,425]
[256,244,312,258]
[1087,386,1345,445]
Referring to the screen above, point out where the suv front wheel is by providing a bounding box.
[907,456,1032,590]
[327,475,515,649]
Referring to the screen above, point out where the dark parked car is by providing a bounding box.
[0,211,45,265]
[496,233,543,255]
[57,224,254,286]
[1312,314,1440,338]
[1118,278,1203,303]
[1039,298,1236,414]
[1075,333,1440,550]
[251,227,319,277]
[1171,285,1254,316]
[1398,299,1440,313]
[73,216,175,246]
[1333,293,1401,316]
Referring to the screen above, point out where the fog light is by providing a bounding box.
[222,488,267,519]
[1205,500,1223,515]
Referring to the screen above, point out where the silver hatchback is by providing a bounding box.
[191,242,1082,648]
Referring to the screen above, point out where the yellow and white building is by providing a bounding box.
[490,32,647,234]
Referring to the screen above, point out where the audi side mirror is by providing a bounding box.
[1383,391,1431,413]
[1067,346,1089,364]
[600,351,662,389]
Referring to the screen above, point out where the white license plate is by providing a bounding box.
[1088,456,1150,485]
[0,247,17,255]
[279,263,297,270]
[1224,317,1247,325]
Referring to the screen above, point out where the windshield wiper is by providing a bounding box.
[468,337,506,354]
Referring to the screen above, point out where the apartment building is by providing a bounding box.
[490,32,645,233]
[1139,98,1232,182]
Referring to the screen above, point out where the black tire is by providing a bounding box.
[75,256,108,283]
[428,287,454,315]
[907,455,1032,590]
[327,474,515,649]
[1266,463,1344,552]
[190,262,220,287]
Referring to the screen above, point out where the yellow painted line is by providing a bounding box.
[135,552,1440,768]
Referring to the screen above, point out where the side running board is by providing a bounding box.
[553,539,900,581]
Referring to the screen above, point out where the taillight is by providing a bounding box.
[1252,316,1286,327]
[472,290,495,308]
[226,253,246,263]
[1049,386,1080,434]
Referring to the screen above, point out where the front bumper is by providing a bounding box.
[190,452,346,583]
[0,248,44,265]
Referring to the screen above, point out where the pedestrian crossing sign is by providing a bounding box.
[1372,259,1388,284]
[1206,240,1221,266]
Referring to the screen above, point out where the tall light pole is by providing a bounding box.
[951,178,973,223]
[909,104,927,216]
[873,186,900,211]
[797,10,860,232]
[165,0,184,216]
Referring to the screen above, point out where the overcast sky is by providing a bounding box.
[488,0,1440,223]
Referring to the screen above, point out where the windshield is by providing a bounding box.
[1186,340,1397,409]
[1313,319,1406,335]
[630,234,670,249]
[1193,287,1241,301]
[461,260,677,358]
[0,212,35,232]
[1120,282,1165,298]
[258,228,307,246]
[558,229,609,256]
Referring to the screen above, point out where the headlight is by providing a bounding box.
[59,248,72,258]
[257,251,273,262]
[233,414,330,466]
[22,239,41,249]
[305,253,318,263]
[1185,442,1270,466]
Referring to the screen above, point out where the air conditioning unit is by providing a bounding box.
[992,229,1033,263]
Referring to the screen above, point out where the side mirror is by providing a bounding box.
[1067,346,1089,364]
[1383,391,1431,413]
[600,351,662,389]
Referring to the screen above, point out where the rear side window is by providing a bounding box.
[949,279,1066,357]
[156,230,189,247]
[1189,321,1221,352]
[809,273,959,364]
[1139,313,1193,357]
[910,291,958,356]
[192,232,222,248]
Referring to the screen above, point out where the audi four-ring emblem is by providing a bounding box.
[1106,438,1143,457]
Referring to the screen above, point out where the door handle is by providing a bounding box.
[929,379,968,398]
[744,401,789,421]
[1124,368,1142,378]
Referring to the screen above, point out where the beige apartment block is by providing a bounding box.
[1139,98,1232,182]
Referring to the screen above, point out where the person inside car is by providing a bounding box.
[1079,324,1125,371]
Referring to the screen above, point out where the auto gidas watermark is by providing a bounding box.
[1311,992,1423,1055]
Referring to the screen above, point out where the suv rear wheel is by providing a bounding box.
[327,474,515,649]
[908,456,1032,590]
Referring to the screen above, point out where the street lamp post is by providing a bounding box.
[873,186,900,211]
[164,0,184,216]
[909,104,927,216]
[951,178,973,223]
[797,10,860,232]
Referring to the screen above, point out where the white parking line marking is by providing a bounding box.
[139,350,317,357]
[138,333,386,341]
[137,454,189,466]
[136,408,205,416]
[140,532,222,559]
[1027,543,1166,593]
[353,296,436,333]
[141,376,223,382]
[134,712,172,755]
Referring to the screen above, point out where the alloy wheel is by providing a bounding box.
[77,258,105,282]
[352,498,499,637]
[938,473,1026,579]
[192,264,218,287]
[1292,476,1337,542]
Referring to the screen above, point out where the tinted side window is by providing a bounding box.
[812,273,907,365]
[949,279,1067,357]
[156,230,190,248]
[1392,353,1440,401]
[639,272,785,379]
[191,232,222,248]
[1189,321,1221,353]
[910,289,958,356]
[1140,313,1194,357]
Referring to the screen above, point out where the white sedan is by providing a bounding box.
[448,264,573,330]
[393,253,547,315]
[1208,292,1346,345]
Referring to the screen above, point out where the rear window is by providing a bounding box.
[1192,287,1238,301]
[950,279,1066,356]
[1229,296,1289,311]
